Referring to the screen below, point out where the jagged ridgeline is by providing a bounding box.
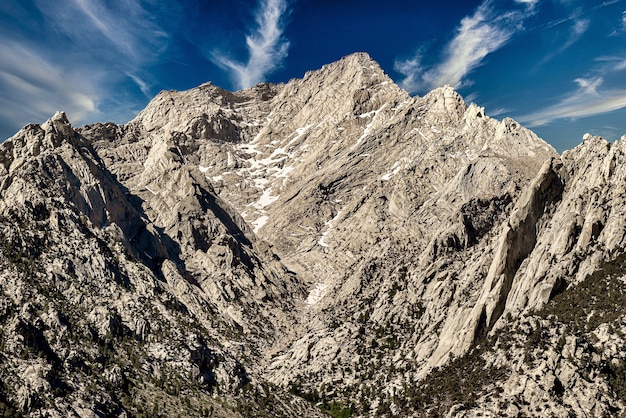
[0,52,625,417]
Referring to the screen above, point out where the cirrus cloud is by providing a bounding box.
[0,0,177,140]
[530,18,589,73]
[211,0,291,90]
[519,77,626,126]
[0,42,98,128]
[395,0,538,94]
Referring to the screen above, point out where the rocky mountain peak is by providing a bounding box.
[41,110,73,138]
[297,52,399,98]
[2,53,626,417]
[334,51,386,78]
[342,51,377,65]
[419,84,467,124]
[309,51,380,75]
[0,111,82,176]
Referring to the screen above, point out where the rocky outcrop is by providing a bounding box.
[0,112,318,417]
[1,52,625,417]
[469,157,565,342]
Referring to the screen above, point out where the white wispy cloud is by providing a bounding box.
[575,77,602,95]
[211,0,291,90]
[393,51,425,96]
[531,18,589,72]
[593,55,626,71]
[520,50,626,127]
[489,107,512,117]
[0,42,99,133]
[395,0,537,94]
[612,10,626,34]
[515,0,539,7]
[571,18,591,37]
[519,77,626,126]
[0,0,175,139]
[127,73,153,98]
[616,59,626,71]
[35,0,171,94]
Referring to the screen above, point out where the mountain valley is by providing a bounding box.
[1,52,626,417]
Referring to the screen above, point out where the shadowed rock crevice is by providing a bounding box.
[473,159,566,341]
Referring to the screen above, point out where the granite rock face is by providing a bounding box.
[1,53,626,416]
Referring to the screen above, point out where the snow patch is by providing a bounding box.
[306,283,327,305]
[358,110,378,119]
[355,104,387,145]
[293,125,313,142]
[318,222,332,247]
[233,125,317,237]
[381,160,404,181]
[254,188,279,209]
[237,142,262,155]
[252,215,269,234]
[254,177,270,189]
[317,208,345,247]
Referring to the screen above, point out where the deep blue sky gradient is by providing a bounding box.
[1,0,625,152]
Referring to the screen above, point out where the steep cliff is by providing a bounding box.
[1,53,625,417]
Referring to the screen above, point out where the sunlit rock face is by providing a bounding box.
[1,52,626,417]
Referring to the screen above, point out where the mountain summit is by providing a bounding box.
[1,53,626,417]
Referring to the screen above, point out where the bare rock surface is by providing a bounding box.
[1,52,626,417]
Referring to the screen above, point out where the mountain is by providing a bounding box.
[1,52,625,417]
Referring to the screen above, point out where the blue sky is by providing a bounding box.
[1,0,625,152]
